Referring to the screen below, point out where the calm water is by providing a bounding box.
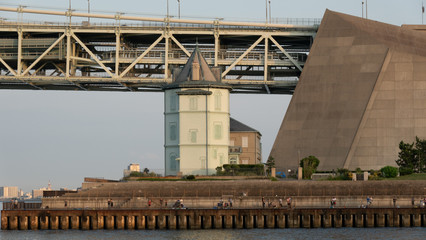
[1,203,425,240]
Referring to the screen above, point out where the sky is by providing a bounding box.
[0,0,424,192]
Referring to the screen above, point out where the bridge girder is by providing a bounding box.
[0,8,318,94]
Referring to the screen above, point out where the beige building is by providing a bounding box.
[123,163,141,177]
[164,48,231,176]
[229,118,262,165]
[0,186,19,199]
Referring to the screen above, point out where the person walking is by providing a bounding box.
[331,197,337,208]
[286,197,292,209]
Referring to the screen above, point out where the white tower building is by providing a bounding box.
[164,48,231,176]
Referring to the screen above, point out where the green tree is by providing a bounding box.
[265,156,275,176]
[395,137,426,175]
[143,168,150,174]
[414,137,426,173]
[299,156,320,179]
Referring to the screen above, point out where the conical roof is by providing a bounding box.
[175,46,220,83]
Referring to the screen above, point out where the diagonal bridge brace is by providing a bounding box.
[269,36,303,72]
[119,35,164,78]
[0,56,17,76]
[22,33,66,76]
[170,35,190,57]
[221,36,264,78]
[71,33,114,78]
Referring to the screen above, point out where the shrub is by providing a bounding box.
[218,164,264,176]
[129,171,144,177]
[380,166,398,178]
[185,175,196,180]
[399,167,414,176]
[369,169,381,180]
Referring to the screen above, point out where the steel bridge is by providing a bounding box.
[0,6,318,94]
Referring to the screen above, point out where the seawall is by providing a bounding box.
[1,208,425,230]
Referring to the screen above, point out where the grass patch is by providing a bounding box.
[388,173,426,180]
[132,178,233,181]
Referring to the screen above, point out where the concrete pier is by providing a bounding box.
[2,208,424,230]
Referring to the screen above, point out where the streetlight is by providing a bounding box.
[365,0,368,19]
[268,1,271,23]
[177,0,181,19]
[87,0,90,23]
[167,0,169,18]
[265,0,268,24]
[362,1,364,18]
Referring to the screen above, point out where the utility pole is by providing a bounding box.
[423,1,425,24]
[177,0,181,19]
[362,1,364,18]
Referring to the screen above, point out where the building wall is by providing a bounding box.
[165,89,180,176]
[344,49,426,169]
[230,132,262,164]
[165,88,230,175]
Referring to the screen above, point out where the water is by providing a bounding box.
[0,228,425,240]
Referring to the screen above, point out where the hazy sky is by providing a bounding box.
[0,0,424,192]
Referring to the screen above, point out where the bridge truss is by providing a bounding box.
[0,7,318,94]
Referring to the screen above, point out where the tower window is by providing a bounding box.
[190,97,198,110]
[170,94,177,111]
[214,122,222,139]
[214,91,222,110]
[190,129,198,143]
[170,122,177,141]
[242,136,248,148]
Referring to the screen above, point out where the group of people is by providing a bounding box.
[261,197,292,209]
[172,198,185,209]
[217,198,233,209]
[107,198,114,208]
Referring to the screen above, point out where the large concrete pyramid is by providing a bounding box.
[270,10,426,171]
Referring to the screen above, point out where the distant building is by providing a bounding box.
[123,163,141,177]
[0,186,19,198]
[229,118,262,165]
[32,188,48,199]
